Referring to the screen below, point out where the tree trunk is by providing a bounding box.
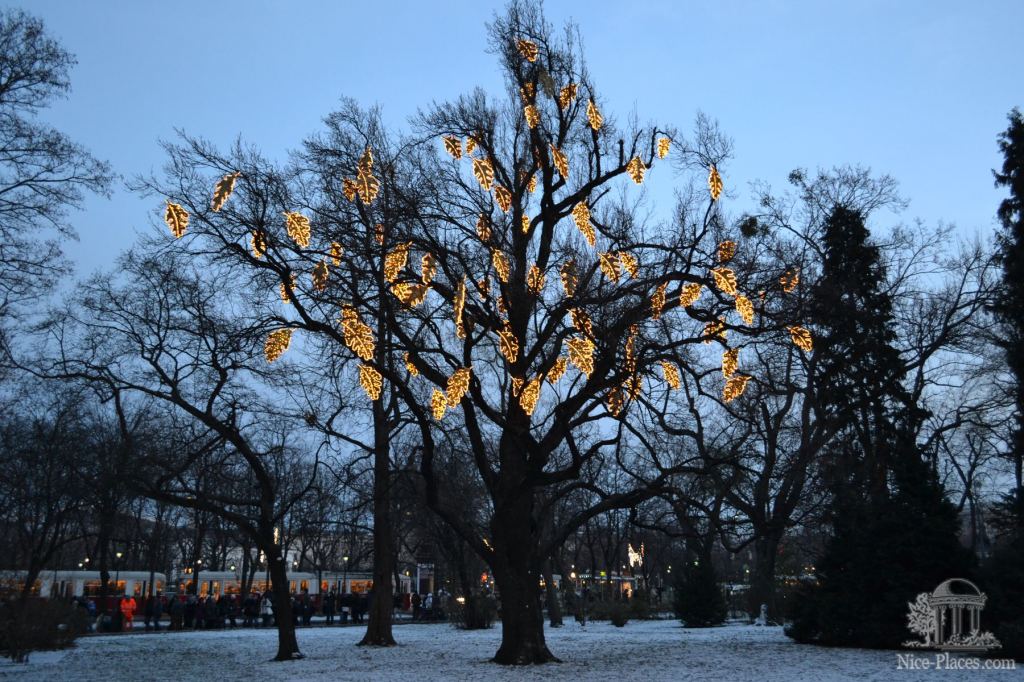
[748,535,780,621]
[267,547,302,660]
[542,559,562,627]
[359,399,396,646]
[490,489,556,664]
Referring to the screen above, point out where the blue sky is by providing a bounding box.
[17,0,1024,279]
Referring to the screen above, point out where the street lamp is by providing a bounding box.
[115,551,123,595]
[195,559,203,597]
[342,555,349,594]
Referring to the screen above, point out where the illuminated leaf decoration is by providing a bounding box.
[431,389,447,420]
[356,148,379,203]
[722,348,739,378]
[619,252,639,278]
[703,318,726,344]
[251,230,267,259]
[384,242,410,282]
[735,294,754,325]
[473,157,495,191]
[520,83,535,103]
[516,38,539,62]
[718,240,737,263]
[586,99,603,131]
[511,376,524,396]
[375,223,384,245]
[164,201,189,238]
[550,144,568,178]
[679,283,702,307]
[420,253,436,284]
[340,306,375,361]
[712,268,738,296]
[527,174,537,193]
[264,329,292,363]
[661,361,680,390]
[780,268,800,293]
[465,136,477,155]
[211,171,240,212]
[571,202,595,246]
[279,273,296,303]
[453,277,467,339]
[494,185,513,213]
[657,138,670,159]
[524,104,540,129]
[560,260,578,297]
[330,242,343,266]
[547,357,567,384]
[312,261,329,292]
[789,325,813,352]
[391,282,429,307]
[359,364,383,401]
[626,157,646,184]
[284,212,311,248]
[558,83,578,109]
[599,252,621,283]
[443,136,462,159]
[404,352,418,376]
[651,282,668,320]
[606,386,624,417]
[498,322,519,363]
[476,214,492,242]
[709,165,723,201]
[492,249,511,283]
[521,214,530,234]
[567,336,595,376]
[570,308,593,338]
[342,178,358,202]
[723,374,751,403]
[446,367,472,406]
[527,265,545,295]
[519,377,541,416]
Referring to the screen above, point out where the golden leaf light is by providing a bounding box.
[342,178,358,202]
[420,253,436,284]
[511,376,524,396]
[312,261,329,292]
[780,268,800,293]
[498,322,519,364]
[527,265,546,295]
[279,273,296,304]
[341,306,375,360]
[516,38,539,62]
[375,223,385,245]
[454,277,467,339]
[722,348,739,378]
[547,357,568,384]
[251,230,267,259]
[519,377,541,416]
[703,318,726,344]
[494,185,513,213]
[718,240,737,263]
[330,241,344,266]
[391,282,429,307]
[211,171,240,212]
[465,136,477,155]
[712,268,738,296]
[679,283,702,307]
[520,83,535,103]
[527,173,537,193]
[431,389,448,420]
[404,352,419,376]
[735,294,754,325]
[476,214,492,242]
[789,325,813,352]
[558,83,577,109]
[550,144,568,178]
[571,202,596,246]
[606,386,624,417]
[570,308,593,338]
[626,157,646,184]
[524,104,541,129]
[723,374,751,403]
[359,364,383,401]
[164,201,189,238]
[356,147,380,204]
[619,252,639,278]
[284,212,311,248]
[599,252,621,283]
[657,138,670,159]
[473,157,495,191]
[651,282,667,320]
[264,329,292,363]
[521,214,530,234]
[560,260,578,297]
[446,367,472,406]
[586,99,603,131]
[567,336,595,376]
[492,249,511,283]
[443,136,462,159]
[661,361,681,390]
[384,242,411,282]
[708,165,723,201]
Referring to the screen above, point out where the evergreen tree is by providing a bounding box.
[786,205,972,648]
[673,558,726,628]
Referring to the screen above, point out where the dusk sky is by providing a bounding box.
[21,0,1024,280]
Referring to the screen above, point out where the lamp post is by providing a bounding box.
[115,551,123,595]
[342,555,349,594]
[195,559,203,597]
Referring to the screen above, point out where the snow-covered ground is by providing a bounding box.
[0,620,1018,681]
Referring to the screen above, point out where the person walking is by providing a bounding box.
[260,591,274,627]
[152,593,164,631]
[120,594,137,630]
[169,595,184,631]
[411,592,421,621]
[324,589,336,625]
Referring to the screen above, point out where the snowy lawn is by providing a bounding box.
[0,620,1018,681]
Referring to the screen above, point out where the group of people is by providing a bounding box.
[410,589,450,621]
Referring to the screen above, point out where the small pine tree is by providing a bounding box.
[673,560,726,628]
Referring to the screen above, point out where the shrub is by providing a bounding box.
[673,561,726,628]
[450,592,497,630]
[0,599,87,663]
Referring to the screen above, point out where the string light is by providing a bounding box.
[586,99,603,131]
[359,364,383,400]
[211,171,240,212]
[661,361,680,389]
[651,282,667,320]
[626,157,646,184]
[599,252,621,283]
[264,329,292,363]
[340,306,375,360]
[164,201,189,238]
[679,283,702,307]
[560,260,578,297]
[657,138,670,159]
[443,136,462,159]
[567,336,595,376]
[284,212,311,248]
[572,202,595,246]
[708,165,723,201]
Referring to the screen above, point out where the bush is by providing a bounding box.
[0,599,87,663]
[609,601,630,627]
[450,592,497,630]
[674,561,726,628]
[628,592,652,620]
[587,599,630,626]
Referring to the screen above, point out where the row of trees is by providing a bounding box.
[2,0,1021,665]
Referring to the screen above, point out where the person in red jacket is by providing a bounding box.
[120,594,137,630]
